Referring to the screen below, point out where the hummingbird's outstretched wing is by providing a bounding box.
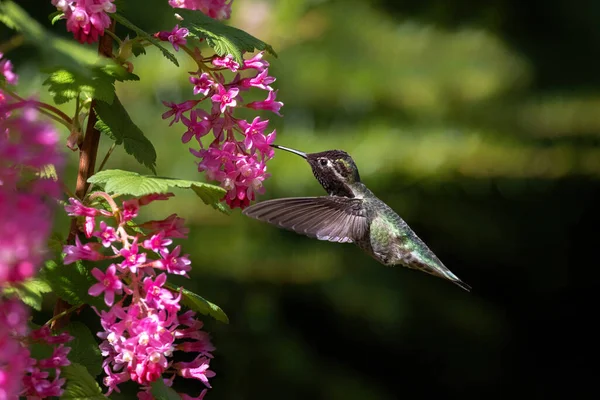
[243,197,368,243]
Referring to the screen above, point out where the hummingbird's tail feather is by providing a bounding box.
[405,257,471,292]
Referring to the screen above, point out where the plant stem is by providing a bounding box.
[52,21,116,331]
[96,142,116,173]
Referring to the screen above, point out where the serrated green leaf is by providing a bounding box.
[111,12,179,66]
[3,278,53,311]
[165,283,229,324]
[94,97,157,173]
[40,258,106,310]
[48,232,66,254]
[176,9,277,65]
[43,68,115,105]
[191,184,230,215]
[0,1,104,78]
[131,41,147,57]
[62,322,102,377]
[88,170,227,206]
[29,341,55,361]
[100,63,140,82]
[62,363,104,400]
[151,378,182,400]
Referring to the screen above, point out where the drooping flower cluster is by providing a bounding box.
[21,326,73,398]
[51,0,116,44]
[158,40,283,208]
[0,298,30,399]
[63,193,216,397]
[0,108,63,285]
[1,57,67,398]
[169,0,233,20]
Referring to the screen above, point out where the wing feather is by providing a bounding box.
[243,197,368,243]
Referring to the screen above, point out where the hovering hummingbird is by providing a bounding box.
[243,144,471,291]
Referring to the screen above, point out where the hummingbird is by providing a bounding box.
[243,144,471,291]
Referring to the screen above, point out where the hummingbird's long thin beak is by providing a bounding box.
[270,144,307,159]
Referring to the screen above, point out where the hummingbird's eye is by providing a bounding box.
[319,159,328,167]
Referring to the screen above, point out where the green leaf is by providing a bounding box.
[166,283,229,324]
[100,63,140,82]
[40,258,106,310]
[176,9,277,65]
[43,68,115,105]
[131,41,147,57]
[88,170,227,211]
[30,341,55,361]
[3,278,52,311]
[47,232,65,254]
[111,12,179,66]
[94,97,157,173]
[151,379,182,400]
[0,1,105,77]
[191,184,230,215]
[62,322,102,377]
[49,10,64,25]
[62,363,104,400]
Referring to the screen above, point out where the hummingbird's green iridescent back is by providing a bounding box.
[243,144,471,291]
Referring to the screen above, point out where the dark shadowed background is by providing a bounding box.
[9,0,599,398]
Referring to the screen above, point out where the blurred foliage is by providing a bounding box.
[6,0,599,398]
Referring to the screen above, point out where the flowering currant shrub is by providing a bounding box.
[0,0,279,398]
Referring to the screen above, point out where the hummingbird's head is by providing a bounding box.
[271,144,361,197]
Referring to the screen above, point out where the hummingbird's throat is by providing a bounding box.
[270,144,307,159]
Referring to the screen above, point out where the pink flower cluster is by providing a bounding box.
[63,193,216,397]
[159,41,283,208]
[1,58,67,397]
[0,108,63,285]
[21,326,73,398]
[1,306,73,399]
[0,298,30,399]
[169,0,233,20]
[51,0,116,44]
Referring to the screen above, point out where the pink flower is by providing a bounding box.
[142,231,173,253]
[94,221,118,247]
[246,89,284,116]
[169,0,232,20]
[38,345,71,369]
[190,73,215,96]
[240,68,276,91]
[242,51,270,71]
[139,214,189,239]
[162,100,198,126]
[89,264,123,306]
[175,356,215,388]
[155,25,189,51]
[63,235,103,265]
[119,240,147,273]
[211,85,239,114]
[181,390,208,400]
[212,54,240,72]
[53,0,116,44]
[154,246,191,276]
[0,52,18,85]
[121,198,140,222]
[181,109,212,144]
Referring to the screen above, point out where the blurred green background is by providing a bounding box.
[9,0,600,398]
